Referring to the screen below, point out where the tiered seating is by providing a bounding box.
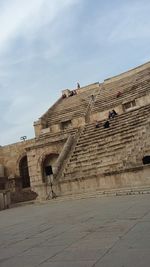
[42,85,100,126]
[62,104,150,181]
[92,68,150,114]
[35,127,79,145]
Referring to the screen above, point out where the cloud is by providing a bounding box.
[0,0,79,54]
[108,3,150,43]
[79,1,150,46]
[0,0,81,145]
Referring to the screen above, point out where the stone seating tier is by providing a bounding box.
[62,104,150,181]
[33,128,79,150]
[41,87,100,126]
[41,67,150,128]
[92,70,150,113]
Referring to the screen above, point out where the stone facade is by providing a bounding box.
[1,61,150,206]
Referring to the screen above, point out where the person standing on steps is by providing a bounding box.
[91,94,95,101]
[77,82,80,89]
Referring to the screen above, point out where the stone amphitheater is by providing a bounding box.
[1,61,150,210]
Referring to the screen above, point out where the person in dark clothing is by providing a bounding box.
[108,109,117,119]
[69,91,74,97]
[62,93,66,99]
[108,111,112,119]
[95,120,100,128]
[77,82,80,89]
[103,120,110,128]
[112,109,117,116]
[91,94,95,101]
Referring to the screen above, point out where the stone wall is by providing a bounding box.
[54,165,150,197]
[26,139,67,200]
[0,139,35,178]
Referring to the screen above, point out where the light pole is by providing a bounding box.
[20,136,27,141]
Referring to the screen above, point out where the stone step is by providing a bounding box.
[92,88,150,112]
[70,146,132,164]
[64,161,123,177]
[95,84,150,102]
[78,125,139,141]
[53,185,150,202]
[76,131,139,149]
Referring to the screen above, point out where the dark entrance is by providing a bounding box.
[42,153,58,183]
[19,156,30,188]
[142,156,150,165]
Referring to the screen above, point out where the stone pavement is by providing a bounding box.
[0,194,150,267]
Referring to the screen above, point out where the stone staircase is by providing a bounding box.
[54,126,85,181]
[60,104,150,183]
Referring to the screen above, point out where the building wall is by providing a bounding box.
[0,139,35,178]
[54,165,150,196]
[26,139,66,200]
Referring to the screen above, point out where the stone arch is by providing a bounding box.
[19,155,30,188]
[16,152,27,176]
[38,151,59,183]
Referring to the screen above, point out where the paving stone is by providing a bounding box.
[0,195,150,267]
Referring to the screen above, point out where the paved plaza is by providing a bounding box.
[0,194,150,267]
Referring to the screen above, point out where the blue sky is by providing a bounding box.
[0,0,150,145]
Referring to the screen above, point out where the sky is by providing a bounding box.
[0,0,150,146]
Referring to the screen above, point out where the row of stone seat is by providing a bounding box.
[37,127,78,143]
[45,87,100,126]
[42,67,150,129]
[47,105,87,125]
[92,87,149,113]
[83,108,149,140]
[62,104,150,180]
[99,78,150,102]
[66,135,138,169]
[92,74,150,113]
[104,68,150,91]
[79,108,148,142]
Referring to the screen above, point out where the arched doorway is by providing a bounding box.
[42,153,59,183]
[19,156,30,188]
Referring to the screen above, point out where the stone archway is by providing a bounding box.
[19,155,30,188]
[42,153,59,183]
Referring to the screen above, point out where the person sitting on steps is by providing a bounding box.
[108,109,117,119]
[116,91,122,98]
[62,93,67,99]
[103,120,110,129]
[112,109,117,116]
[69,91,74,97]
